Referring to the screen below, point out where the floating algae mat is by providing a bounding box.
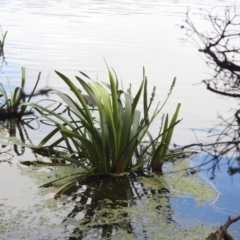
[0,159,219,239]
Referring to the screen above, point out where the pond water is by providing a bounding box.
[1,0,240,145]
[0,0,240,239]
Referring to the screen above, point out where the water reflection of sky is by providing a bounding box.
[1,0,239,145]
[171,154,240,239]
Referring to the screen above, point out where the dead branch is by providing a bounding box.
[206,214,240,240]
[181,7,240,173]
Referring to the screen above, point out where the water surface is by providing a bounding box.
[0,1,240,239]
[1,0,239,145]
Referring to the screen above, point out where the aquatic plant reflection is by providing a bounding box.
[1,118,39,156]
[61,174,173,239]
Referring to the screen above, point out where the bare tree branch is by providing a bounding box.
[181,7,240,174]
[206,214,240,240]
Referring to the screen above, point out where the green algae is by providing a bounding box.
[62,188,215,239]
[140,159,218,205]
[0,192,74,239]
[0,160,219,239]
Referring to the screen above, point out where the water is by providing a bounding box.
[0,0,240,239]
[1,0,240,145]
[171,153,240,237]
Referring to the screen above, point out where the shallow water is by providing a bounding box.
[0,122,239,239]
[171,153,240,238]
[0,1,240,239]
[1,146,238,239]
[1,0,240,145]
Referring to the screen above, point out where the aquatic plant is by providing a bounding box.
[134,77,181,173]
[28,65,181,196]
[0,67,41,120]
[0,26,7,58]
[148,103,181,172]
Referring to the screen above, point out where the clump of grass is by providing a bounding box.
[0,67,41,120]
[28,65,181,197]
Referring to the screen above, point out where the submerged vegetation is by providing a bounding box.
[5,156,216,239]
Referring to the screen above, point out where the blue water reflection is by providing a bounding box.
[170,153,240,238]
